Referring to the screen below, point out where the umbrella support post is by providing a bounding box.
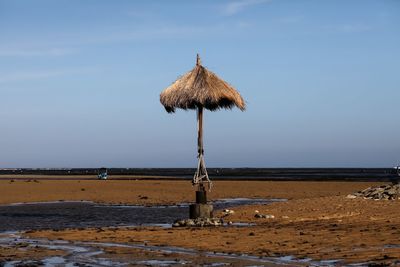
[192,106,212,190]
[190,106,213,219]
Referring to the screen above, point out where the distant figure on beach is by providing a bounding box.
[98,168,108,180]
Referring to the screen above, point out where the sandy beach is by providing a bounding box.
[1,178,399,265]
[0,177,379,205]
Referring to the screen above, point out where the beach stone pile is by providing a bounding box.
[172,218,223,227]
[348,183,400,200]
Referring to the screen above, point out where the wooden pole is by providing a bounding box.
[198,106,203,157]
[196,106,204,191]
[190,105,213,218]
[193,105,212,191]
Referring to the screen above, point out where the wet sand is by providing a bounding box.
[24,195,400,265]
[2,178,399,265]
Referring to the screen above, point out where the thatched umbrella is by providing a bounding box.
[160,54,245,191]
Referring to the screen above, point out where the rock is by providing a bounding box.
[222,209,235,216]
[348,183,400,200]
[186,220,195,226]
[387,189,397,195]
[254,213,274,219]
[221,209,235,217]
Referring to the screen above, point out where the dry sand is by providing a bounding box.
[2,178,399,265]
[0,178,378,205]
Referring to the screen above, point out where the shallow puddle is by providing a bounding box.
[0,198,283,232]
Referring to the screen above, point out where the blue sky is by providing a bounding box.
[0,0,399,168]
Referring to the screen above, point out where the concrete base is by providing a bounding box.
[189,204,213,219]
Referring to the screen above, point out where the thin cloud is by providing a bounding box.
[0,18,248,57]
[0,67,99,83]
[0,48,74,57]
[324,23,373,33]
[340,23,372,33]
[0,24,224,50]
[276,15,304,24]
[68,24,226,45]
[221,0,272,16]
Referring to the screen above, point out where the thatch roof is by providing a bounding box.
[160,55,246,113]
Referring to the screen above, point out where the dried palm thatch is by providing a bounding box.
[160,55,246,113]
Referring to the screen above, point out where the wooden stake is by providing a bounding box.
[196,54,201,66]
